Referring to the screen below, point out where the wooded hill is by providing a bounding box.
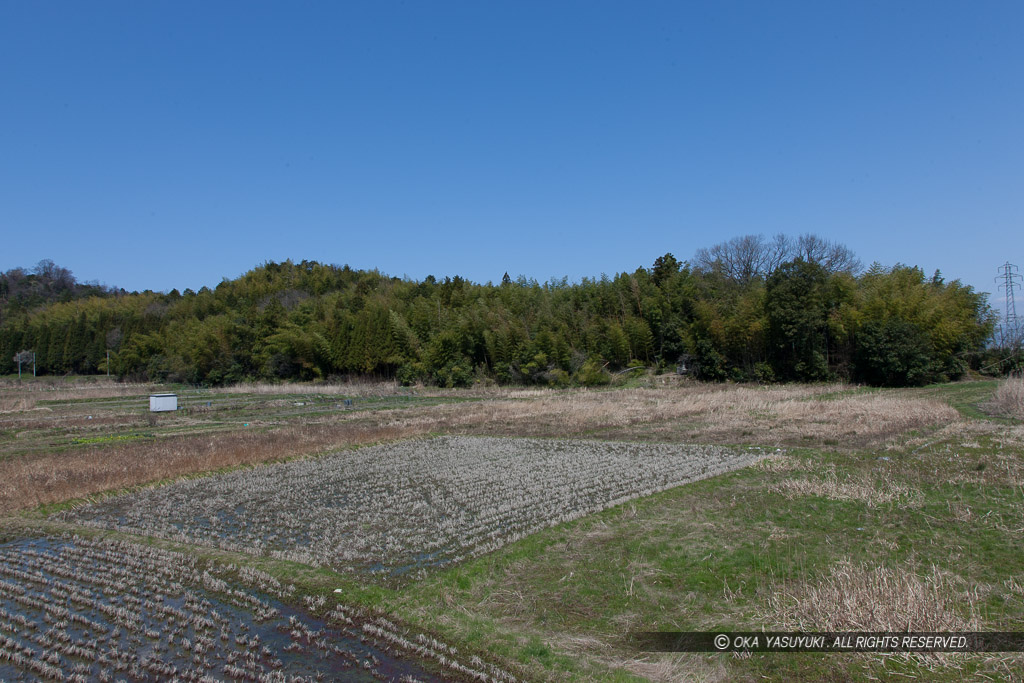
[0,236,996,387]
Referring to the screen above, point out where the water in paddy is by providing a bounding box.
[0,536,446,681]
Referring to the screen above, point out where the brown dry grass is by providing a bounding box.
[769,468,921,508]
[762,558,994,672]
[0,378,157,411]
[755,455,813,473]
[0,395,35,412]
[380,384,961,448]
[989,374,1024,420]
[213,380,406,398]
[0,382,968,515]
[613,654,728,683]
[211,380,569,400]
[766,558,981,632]
[0,420,433,514]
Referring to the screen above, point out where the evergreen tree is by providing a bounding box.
[765,259,834,381]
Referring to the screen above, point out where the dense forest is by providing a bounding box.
[0,235,998,387]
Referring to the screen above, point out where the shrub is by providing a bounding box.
[692,338,728,381]
[575,359,610,386]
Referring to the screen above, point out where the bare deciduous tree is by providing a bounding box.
[33,259,75,291]
[790,234,862,274]
[106,327,123,350]
[693,234,775,284]
[692,233,861,283]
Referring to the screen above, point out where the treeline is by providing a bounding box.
[0,260,120,321]
[0,235,997,387]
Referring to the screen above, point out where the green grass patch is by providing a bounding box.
[912,380,1004,420]
[70,431,155,445]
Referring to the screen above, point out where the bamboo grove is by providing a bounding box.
[0,239,996,387]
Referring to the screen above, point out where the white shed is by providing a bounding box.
[149,393,178,412]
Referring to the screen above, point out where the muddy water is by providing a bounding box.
[0,536,448,681]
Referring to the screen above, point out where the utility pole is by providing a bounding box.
[12,350,34,380]
[997,262,1023,349]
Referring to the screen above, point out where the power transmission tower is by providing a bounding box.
[996,262,1022,349]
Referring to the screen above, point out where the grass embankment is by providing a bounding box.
[2,376,1022,681]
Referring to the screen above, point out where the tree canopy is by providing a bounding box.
[0,239,996,387]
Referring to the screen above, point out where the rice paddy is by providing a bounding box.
[0,535,513,682]
[63,437,765,578]
[2,376,1020,681]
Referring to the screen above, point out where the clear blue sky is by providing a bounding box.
[1,1,1021,315]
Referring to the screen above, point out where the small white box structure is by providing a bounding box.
[149,393,178,412]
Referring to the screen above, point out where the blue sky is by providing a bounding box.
[1,1,1021,315]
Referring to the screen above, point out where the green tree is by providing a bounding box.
[854,318,935,386]
[765,259,835,381]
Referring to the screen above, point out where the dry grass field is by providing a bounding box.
[0,374,1021,682]
[0,378,966,515]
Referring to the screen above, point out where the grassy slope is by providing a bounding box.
[389,381,1024,681]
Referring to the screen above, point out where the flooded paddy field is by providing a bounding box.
[0,535,513,682]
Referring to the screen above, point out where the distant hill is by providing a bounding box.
[0,239,998,387]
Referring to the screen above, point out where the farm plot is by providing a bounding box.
[0,535,513,682]
[64,436,766,576]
